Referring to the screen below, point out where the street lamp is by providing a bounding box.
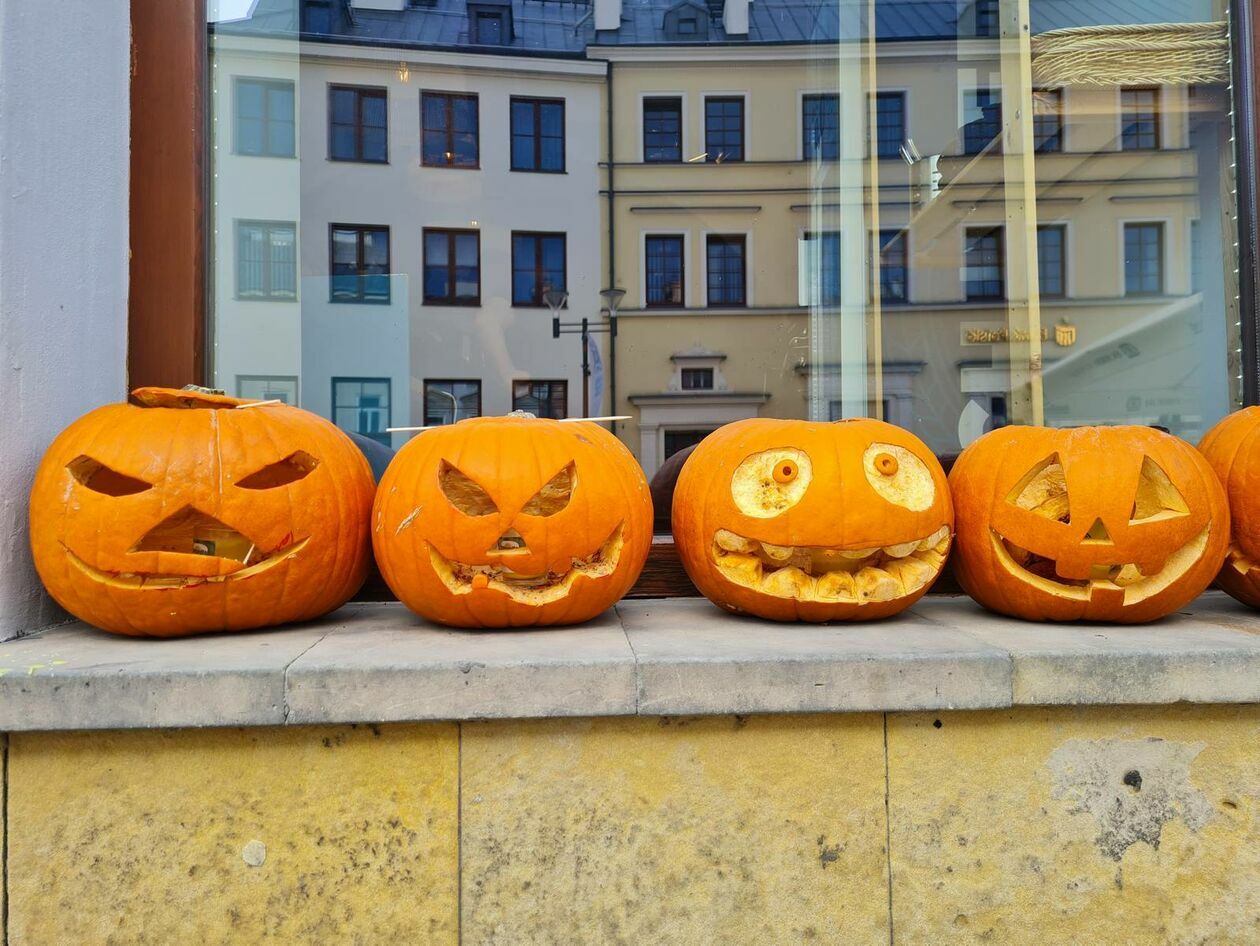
[550,286,617,419]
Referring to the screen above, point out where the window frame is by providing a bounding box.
[233,76,296,158]
[1033,87,1064,154]
[878,228,909,304]
[330,376,392,445]
[643,233,687,308]
[963,86,1002,156]
[801,91,840,162]
[1122,220,1166,296]
[422,227,482,306]
[1120,86,1162,151]
[512,379,569,418]
[1036,223,1068,299]
[328,223,391,305]
[421,90,481,169]
[234,219,298,301]
[424,378,484,426]
[680,367,715,390]
[327,83,389,164]
[800,230,842,307]
[873,90,906,160]
[510,96,566,173]
[510,231,568,308]
[964,225,1006,301]
[642,95,684,163]
[702,93,746,163]
[705,233,748,308]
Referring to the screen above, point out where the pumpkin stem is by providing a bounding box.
[505,410,537,420]
[131,386,249,410]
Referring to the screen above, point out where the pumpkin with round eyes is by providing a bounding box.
[28,386,376,637]
[671,417,953,622]
[1197,407,1260,607]
[950,425,1228,623]
[372,413,653,628]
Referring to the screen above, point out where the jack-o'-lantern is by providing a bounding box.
[671,418,953,621]
[373,413,652,628]
[28,387,376,637]
[950,425,1229,623]
[1197,406,1260,607]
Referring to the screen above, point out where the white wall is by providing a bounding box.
[0,0,130,638]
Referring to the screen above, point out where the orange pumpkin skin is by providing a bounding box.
[372,414,652,628]
[1197,407,1260,607]
[950,425,1229,623]
[671,418,954,622]
[28,387,375,637]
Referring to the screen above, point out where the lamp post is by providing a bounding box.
[548,286,619,419]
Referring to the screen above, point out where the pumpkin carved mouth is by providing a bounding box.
[990,526,1210,605]
[710,525,951,602]
[63,536,310,589]
[428,523,625,605]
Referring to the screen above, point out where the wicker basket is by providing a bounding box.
[1030,21,1229,87]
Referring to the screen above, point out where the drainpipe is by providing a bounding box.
[606,60,618,425]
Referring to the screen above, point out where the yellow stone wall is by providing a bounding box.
[7,706,1260,944]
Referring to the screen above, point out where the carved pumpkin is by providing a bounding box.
[1197,406,1260,607]
[671,418,954,621]
[372,413,653,628]
[28,387,376,637]
[950,425,1229,623]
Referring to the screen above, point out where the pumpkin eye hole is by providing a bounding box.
[439,461,499,516]
[237,451,319,490]
[874,453,899,476]
[1007,453,1071,523]
[1130,456,1190,523]
[67,456,151,496]
[862,443,935,511]
[521,463,576,517]
[773,461,798,484]
[731,448,812,518]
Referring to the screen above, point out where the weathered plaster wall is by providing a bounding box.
[7,706,1260,944]
[0,0,130,639]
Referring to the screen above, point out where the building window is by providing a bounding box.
[236,221,296,300]
[511,98,565,172]
[965,226,1005,300]
[879,229,908,303]
[645,235,685,307]
[235,78,294,157]
[664,429,715,459]
[423,229,480,305]
[332,378,391,445]
[237,376,298,405]
[511,232,567,307]
[1121,87,1161,150]
[974,0,998,37]
[330,224,390,304]
[328,85,387,163]
[874,92,905,159]
[706,235,747,307]
[1124,222,1164,295]
[964,88,1002,155]
[681,368,714,390]
[513,380,568,419]
[704,96,744,162]
[422,91,479,168]
[1037,225,1066,297]
[1033,88,1063,153]
[643,97,683,163]
[800,231,841,306]
[802,93,839,161]
[425,379,482,425]
[473,10,508,44]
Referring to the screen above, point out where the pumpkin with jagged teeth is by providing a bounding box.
[671,417,954,621]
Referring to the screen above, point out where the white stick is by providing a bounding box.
[236,399,283,409]
[386,416,631,433]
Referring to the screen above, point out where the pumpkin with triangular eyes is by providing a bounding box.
[950,425,1229,623]
[28,387,376,637]
[372,413,653,628]
[1197,407,1260,607]
[671,418,954,621]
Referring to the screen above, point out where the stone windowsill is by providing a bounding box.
[3,592,1259,731]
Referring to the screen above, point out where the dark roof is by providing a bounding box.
[215,0,1219,53]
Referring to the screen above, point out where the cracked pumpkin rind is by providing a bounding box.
[1198,406,1260,607]
[372,415,653,628]
[28,387,376,637]
[671,418,954,622]
[950,425,1229,624]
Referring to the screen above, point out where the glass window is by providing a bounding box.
[236,221,296,300]
[474,11,506,45]
[645,235,685,307]
[1124,222,1164,295]
[1033,88,1063,153]
[237,376,298,404]
[964,88,1001,155]
[874,91,905,159]
[235,78,294,157]
[513,380,568,418]
[879,229,907,304]
[681,368,714,390]
[802,93,839,161]
[332,378,391,444]
[643,97,682,163]
[965,227,1005,301]
[423,229,481,305]
[330,224,390,303]
[1037,225,1066,298]
[1121,87,1161,150]
[512,232,566,306]
[511,98,565,172]
[800,232,841,306]
[328,85,387,162]
[706,235,747,307]
[664,429,714,459]
[704,96,744,162]
[425,380,482,425]
[974,0,998,37]
[423,91,479,167]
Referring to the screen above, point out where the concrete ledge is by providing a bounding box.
[2,593,1259,730]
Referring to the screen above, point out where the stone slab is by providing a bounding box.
[619,597,1013,714]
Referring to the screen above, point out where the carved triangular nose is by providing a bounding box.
[131,505,256,561]
[1084,517,1112,543]
[491,528,529,553]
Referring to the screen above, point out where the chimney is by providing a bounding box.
[595,0,622,31]
[722,0,748,36]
